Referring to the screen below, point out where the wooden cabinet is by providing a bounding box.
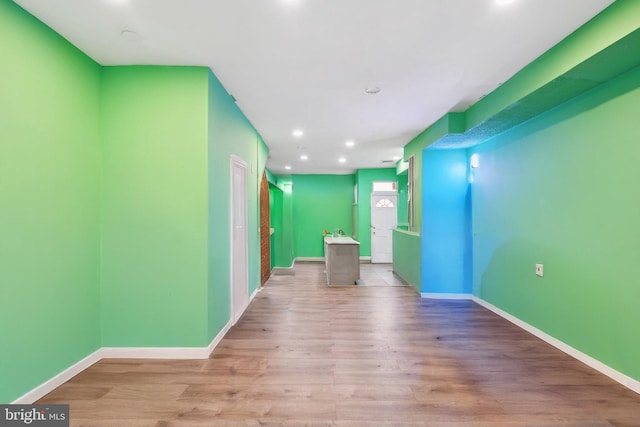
[324,237,360,285]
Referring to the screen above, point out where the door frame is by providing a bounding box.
[230,155,249,325]
[370,191,398,263]
[259,171,271,286]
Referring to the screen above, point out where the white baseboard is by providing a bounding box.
[422,293,472,300]
[100,346,209,360]
[295,257,324,262]
[274,256,372,267]
[203,319,232,358]
[11,320,233,404]
[472,296,640,395]
[250,287,259,302]
[12,349,102,404]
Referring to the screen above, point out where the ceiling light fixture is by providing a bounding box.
[300,155,308,161]
[365,86,381,94]
[285,165,292,170]
[496,0,516,4]
[345,140,355,147]
[338,157,347,164]
[292,129,304,137]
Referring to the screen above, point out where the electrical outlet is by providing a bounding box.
[535,264,544,277]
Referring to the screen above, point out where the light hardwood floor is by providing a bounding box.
[39,262,640,426]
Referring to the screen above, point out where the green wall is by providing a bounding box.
[0,1,101,403]
[392,230,421,292]
[101,66,267,348]
[1,2,268,402]
[100,66,209,347]
[273,170,405,262]
[397,172,409,228]
[404,115,461,233]
[207,70,268,340]
[354,168,398,257]
[269,185,279,268]
[402,0,640,237]
[471,65,640,381]
[292,174,355,258]
[269,181,295,268]
[398,0,640,385]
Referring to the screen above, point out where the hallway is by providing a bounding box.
[39,263,640,425]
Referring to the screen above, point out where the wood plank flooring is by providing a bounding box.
[39,262,640,426]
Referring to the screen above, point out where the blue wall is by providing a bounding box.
[421,149,472,295]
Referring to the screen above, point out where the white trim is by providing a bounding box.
[230,155,250,326]
[370,190,398,196]
[101,346,207,360]
[472,296,640,395]
[12,349,102,404]
[250,287,259,302]
[276,257,371,266]
[422,293,472,300]
[101,319,233,360]
[206,319,233,356]
[295,257,324,262]
[11,320,234,404]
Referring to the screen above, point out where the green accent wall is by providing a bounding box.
[207,70,267,340]
[292,175,355,258]
[402,0,640,235]
[1,2,267,402]
[0,1,101,403]
[396,172,409,228]
[471,65,640,382]
[269,182,295,268]
[404,114,465,233]
[392,230,421,292]
[101,66,267,348]
[100,66,209,347]
[273,170,406,263]
[354,168,398,256]
[398,0,640,385]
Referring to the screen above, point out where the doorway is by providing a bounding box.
[230,155,249,324]
[370,192,397,263]
[259,171,271,285]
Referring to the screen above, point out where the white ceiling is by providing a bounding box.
[14,0,614,175]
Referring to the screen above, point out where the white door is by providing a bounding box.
[231,155,249,324]
[370,192,397,263]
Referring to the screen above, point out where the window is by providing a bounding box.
[372,181,397,192]
[375,199,395,208]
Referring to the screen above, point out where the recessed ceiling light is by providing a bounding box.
[345,140,355,148]
[393,155,402,161]
[365,86,381,94]
[285,165,292,170]
[496,0,515,4]
[300,155,308,161]
[338,157,347,164]
[292,129,304,137]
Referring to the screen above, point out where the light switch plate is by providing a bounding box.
[535,264,544,277]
